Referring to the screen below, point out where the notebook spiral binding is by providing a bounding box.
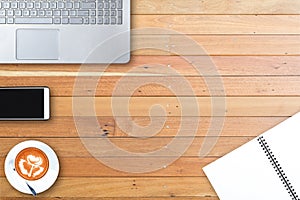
[257,136,299,200]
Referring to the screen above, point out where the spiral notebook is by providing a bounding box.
[203,112,300,200]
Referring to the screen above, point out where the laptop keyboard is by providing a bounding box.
[0,0,123,25]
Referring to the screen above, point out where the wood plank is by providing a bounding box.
[0,198,219,200]
[1,76,300,97]
[0,157,215,177]
[0,117,113,138]
[54,97,300,117]
[133,15,300,34]
[112,116,286,137]
[0,116,287,137]
[1,56,300,76]
[0,177,216,198]
[132,35,300,56]
[6,34,297,58]
[132,0,300,14]
[0,137,256,158]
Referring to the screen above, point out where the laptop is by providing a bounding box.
[0,0,130,64]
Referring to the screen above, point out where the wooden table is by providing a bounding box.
[1,0,300,199]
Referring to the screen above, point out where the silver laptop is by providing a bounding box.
[0,0,130,64]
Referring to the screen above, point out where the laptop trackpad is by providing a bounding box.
[16,29,59,60]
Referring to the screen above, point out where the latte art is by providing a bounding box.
[15,147,49,181]
[19,155,44,178]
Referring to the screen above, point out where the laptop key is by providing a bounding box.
[70,10,77,16]
[45,10,53,16]
[7,18,14,24]
[78,10,89,16]
[90,18,96,24]
[111,17,116,25]
[62,10,69,16]
[30,10,37,16]
[7,10,14,16]
[104,17,110,24]
[69,18,83,24]
[53,10,61,16]
[57,2,65,9]
[111,10,116,16]
[104,2,110,9]
[117,16,122,24]
[35,2,41,9]
[38,10,45,16]
[27,2,34,9]
[15,17,53,24]
[41,2,49,9]
[111,2,116,9]
[62,18,69,24]
[98,2,104,9]
[83,18,89,24]
[98,10,103,16]
[66,2,73,9]
[97,17,103,24]
[117,10,122,17]
[23,10,30,16]
[19,2,26,9]
[0,10,5,16]
[74,2,80,9]
[81,3,96,9]
[90,10,96,16]
[117,0,122,9]
[50,2,57,9]
[15,10,22,16]
[3,2,10,9]
[11,2,18,9]
[54,18,61,24]
[0,18,5,24]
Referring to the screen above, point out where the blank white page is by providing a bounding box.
[203,112,300,200]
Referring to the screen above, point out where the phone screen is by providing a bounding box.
[0,87,49,120]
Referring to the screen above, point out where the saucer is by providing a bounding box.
[4,140,59,195]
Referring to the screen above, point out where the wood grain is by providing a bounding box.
[132,35,300,56]
[0,177,216,197]
[0,116,288,137]
[0,157,215,177]
[0,198,218,200]
[0,0,299,199]
[132,0,300,14]
[1,56,300,76]
[133,15,300,34]
[1,76,300,97]
[54,97,300,117]
[0,137,253,158]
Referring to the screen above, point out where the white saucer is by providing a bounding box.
[4,140,59,195]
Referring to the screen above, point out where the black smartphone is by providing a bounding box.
[0,87,50,120]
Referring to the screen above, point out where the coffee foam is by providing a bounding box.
[15,147,49,181]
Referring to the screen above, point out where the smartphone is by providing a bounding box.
[0,87,50,120]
